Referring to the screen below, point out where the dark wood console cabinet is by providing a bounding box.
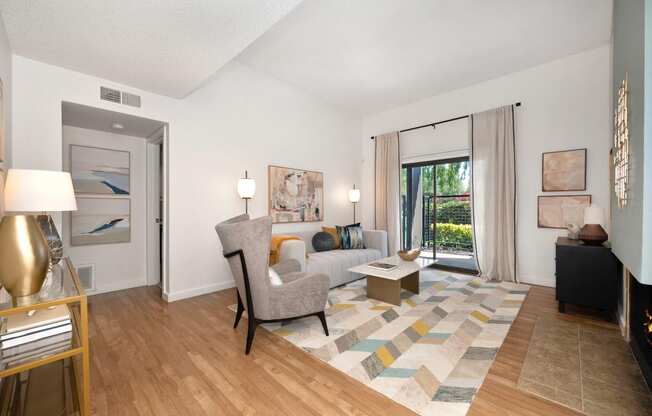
[555,237,618,317]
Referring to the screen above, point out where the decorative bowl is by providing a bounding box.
[397,249,421,261]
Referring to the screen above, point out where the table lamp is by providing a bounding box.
[579,204,608,246]
[348,185,361,223]
[0,169,77,304]
[237,170,256,214]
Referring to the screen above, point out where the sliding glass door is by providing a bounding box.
[401,157,476,271]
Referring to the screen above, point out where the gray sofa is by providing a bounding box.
[275,229,388,288]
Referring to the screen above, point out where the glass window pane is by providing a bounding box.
[435,161,470,196]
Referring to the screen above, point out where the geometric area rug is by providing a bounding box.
[248,268,530,416]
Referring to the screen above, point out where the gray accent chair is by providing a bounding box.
[215,214,330,354]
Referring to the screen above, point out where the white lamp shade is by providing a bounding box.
[583,204,604,225]
[4,169,77,212]
[348,188,361,203]
[237,178,256,199]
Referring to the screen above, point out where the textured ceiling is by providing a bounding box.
[0,0,303,97]
[237,0,613,114]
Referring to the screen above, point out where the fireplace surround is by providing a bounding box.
[629,274,652,389]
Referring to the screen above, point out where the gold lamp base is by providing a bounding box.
[0,215,50,300]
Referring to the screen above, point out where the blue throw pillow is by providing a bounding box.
[336,223,364,249]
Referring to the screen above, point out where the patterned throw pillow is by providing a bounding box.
[347,225,364,249]
[336,223,364,249]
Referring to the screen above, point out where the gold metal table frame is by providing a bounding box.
[0,257,90,415]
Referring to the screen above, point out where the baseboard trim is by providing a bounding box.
[88,279,148,296]
[518,275,555,288]
[163,280,235,302]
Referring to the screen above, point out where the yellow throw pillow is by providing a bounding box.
[321,226,341,249]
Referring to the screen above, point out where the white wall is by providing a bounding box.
[0,18,11,169]
[11,55,361,301]
[62,126,147,294]
[169,61,361,300]
[361,45,612,287]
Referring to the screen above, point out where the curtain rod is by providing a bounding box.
[370,102,521,140]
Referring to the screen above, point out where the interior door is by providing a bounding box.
[146,136,162,286]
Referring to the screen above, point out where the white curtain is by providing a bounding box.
[375,132,401,255]
[410,173,423,248]
[470,106,516,282]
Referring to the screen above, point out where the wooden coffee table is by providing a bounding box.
[349,256,421,306]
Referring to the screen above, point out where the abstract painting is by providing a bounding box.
[71,145,130,194]
[71,197,130,246]
[268,165,323,223]
[537,195,591,229]
[542,149,586,191]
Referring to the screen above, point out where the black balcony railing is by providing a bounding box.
[402,194,473,253]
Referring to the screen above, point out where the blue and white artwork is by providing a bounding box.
[71,145,130,195]
[71,198,130,246]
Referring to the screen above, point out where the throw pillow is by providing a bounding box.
[312,232,335,252]
[347,225,365,249]
[321,226,341,249]
[336,223,365,249]
[336,225,350,249]
[269,268,283,286]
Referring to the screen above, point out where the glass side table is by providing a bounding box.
[0,257,90,416]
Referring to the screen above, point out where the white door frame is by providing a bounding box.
[146,125,170,297]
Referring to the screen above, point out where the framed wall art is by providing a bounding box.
[71,197,131,246]
[268,165,324,224]
[542,148,587,192]
[537,195,592,229]
[70,145,130,195]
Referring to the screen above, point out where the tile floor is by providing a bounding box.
[517,316,652,415]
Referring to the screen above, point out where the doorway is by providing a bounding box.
[61,102,169,297]
[146,127,166,290]
[401,157,476,273]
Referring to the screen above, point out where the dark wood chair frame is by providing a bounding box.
[224,249,329,354]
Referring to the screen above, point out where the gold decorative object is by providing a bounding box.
[398,249,421,261]
[0,215,50,302]
[0,169,77,303]
[614,74,630,208]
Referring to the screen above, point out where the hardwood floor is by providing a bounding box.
[88,284,619,415]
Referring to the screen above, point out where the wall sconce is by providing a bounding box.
[348,184,361,223]
[237,170,256,214]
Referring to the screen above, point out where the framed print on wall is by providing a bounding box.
[70,145,130,195]
[71,197,131,246]
[537,195,592,229]
[268,165,324,224]
[542,148,587,191]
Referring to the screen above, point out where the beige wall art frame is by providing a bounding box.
[542,148,587,192]
[537,195,592,229]
[71,197,131,246]
[268,165,324,224]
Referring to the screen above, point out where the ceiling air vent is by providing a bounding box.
[121,91,141,108]
[100,86,121,104]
